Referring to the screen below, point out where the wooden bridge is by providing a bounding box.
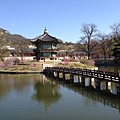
[44,67,120,82]
[43,67,120,97]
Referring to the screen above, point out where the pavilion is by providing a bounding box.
[30,27,62,61]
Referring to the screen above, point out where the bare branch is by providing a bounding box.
[110,22,120,39]
[80,23,98,59]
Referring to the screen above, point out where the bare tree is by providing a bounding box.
[110,22,120,42]
[98,34,114,60]
[80,23,98,59]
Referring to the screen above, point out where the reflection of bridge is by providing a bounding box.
[47,76,120,112]
[43,67,120,97]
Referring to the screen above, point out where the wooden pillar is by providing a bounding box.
[81,77,85,87]
[49,71,52,76]
[51,71,54,77]
[89,78,92,86]
[95,78,100,90]
[70,74,74,83]
[106,82,108,90]
[103,69,106,79]
[57,71,59,79]
[63,73,65,80]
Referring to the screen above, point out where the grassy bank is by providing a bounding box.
[0,62,42,72]
[56,62,96,69]
[0,60,97,72]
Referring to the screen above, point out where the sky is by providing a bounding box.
[0,0,120,43]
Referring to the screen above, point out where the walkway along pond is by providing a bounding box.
[43,67,120,98]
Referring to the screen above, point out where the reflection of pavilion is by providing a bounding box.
[33,75,61,110]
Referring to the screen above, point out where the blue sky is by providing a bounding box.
[0,0,120,42]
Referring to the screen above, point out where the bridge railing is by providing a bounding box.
[44,67,120,82]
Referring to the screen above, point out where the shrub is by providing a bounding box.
[63,57,70,66]
[13,58,20,64]
[30,63,35,67]
[70,58,77,62]
[4,59,14,67]
[80,59,95,66]
[88,59,95,66]
[0,62,5,68]
[80,59,88,64]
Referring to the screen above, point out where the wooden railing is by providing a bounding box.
[44,67,120,82]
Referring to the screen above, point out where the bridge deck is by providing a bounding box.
[44,67,120,83]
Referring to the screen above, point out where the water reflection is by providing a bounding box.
[32,75,61,110]
[55,79,120,112]
[0,74,11,99]
[0,73,120,118]
[0,74,35,99]
[0,74,62,111]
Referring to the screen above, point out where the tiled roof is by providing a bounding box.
[30,28,62,43]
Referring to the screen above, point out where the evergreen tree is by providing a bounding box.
[110,22,120,60]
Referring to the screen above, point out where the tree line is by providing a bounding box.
[0,22,120,62]
[76,22,120,60]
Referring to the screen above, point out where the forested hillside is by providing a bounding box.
[0,28,31,44]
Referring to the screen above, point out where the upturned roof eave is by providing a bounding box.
[30,33,63,43]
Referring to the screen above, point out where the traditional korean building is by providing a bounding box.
[57,51,88,60]
[30,28,62,60]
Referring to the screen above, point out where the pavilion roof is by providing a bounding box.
[30,28,62,43]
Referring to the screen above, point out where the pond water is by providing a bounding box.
[0,74,120,120]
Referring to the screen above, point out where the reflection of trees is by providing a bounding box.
[0,74,10,99]
[0,73,62,107]
[33,76,61,110]
[0,74,44,99]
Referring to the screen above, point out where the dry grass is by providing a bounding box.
[0,60,96,72]
[55,62,95,69]
[0,63,43,72]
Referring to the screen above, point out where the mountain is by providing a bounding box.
[0,28,77,51]
[0,28,31,44]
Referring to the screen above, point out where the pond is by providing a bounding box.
[0,74,120,120]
